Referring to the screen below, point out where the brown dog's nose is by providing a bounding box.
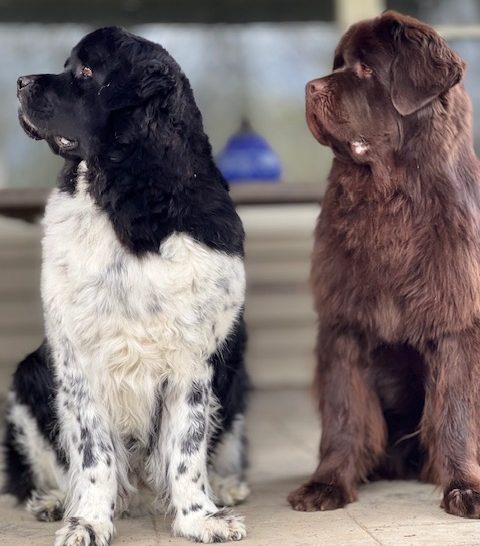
[307,79,326,95]
[17,76,34,92]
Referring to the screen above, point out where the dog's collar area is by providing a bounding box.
[54,135,78,151]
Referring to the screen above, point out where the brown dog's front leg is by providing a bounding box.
[421,329,480,518]
[288,329,387,511]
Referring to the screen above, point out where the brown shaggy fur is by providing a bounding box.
[288,11,480,518]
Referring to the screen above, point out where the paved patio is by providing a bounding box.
[2,388,480,546]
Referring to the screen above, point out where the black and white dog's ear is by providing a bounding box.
[100,59,176,110]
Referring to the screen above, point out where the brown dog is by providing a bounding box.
[288,11,480,518]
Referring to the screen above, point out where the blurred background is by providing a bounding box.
[3,3,480,544]
[2,0,480,392]
[2,0,480,189]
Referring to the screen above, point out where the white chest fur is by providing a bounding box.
[41,170,245,440]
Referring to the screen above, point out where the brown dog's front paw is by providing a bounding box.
[442,485,480,518]
[287,481,354,512]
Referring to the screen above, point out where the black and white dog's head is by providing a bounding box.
[17,27,186,160]
[17,27,242,257]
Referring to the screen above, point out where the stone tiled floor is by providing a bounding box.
[2,389,480,545]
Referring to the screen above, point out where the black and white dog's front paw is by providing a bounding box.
[55,517,114,546]
[173,508,246,543]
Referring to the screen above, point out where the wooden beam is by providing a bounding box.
[0,183,324,222]
[0,0,334,24]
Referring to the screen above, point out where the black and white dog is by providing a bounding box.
[5,27,249,545]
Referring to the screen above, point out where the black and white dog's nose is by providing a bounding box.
[17,75,34,91]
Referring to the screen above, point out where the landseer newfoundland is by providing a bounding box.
[288,11,480,518]
[7,27,249,545]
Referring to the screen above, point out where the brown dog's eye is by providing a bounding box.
[361,64,373,77]
[81,66,93,78]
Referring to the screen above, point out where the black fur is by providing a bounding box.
[4,421,34,502]
[210,315,249,445]
[3,343,66,500]
[17,26,244,257]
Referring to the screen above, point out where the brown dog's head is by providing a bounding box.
[306,11,466,163]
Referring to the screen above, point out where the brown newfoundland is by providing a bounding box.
[288,11,480,518]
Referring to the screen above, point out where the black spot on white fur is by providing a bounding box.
[188,382,207,406]
[181,408,207,455]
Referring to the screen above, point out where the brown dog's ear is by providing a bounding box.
[383,11,465,116]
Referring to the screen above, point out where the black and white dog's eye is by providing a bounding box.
[81,66,93,78]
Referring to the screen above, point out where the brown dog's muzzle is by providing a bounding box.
[306,78,328,97]
[305,79,330,146]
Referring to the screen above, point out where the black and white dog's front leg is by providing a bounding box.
[161,376,246,543]
[54,364,117,546]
